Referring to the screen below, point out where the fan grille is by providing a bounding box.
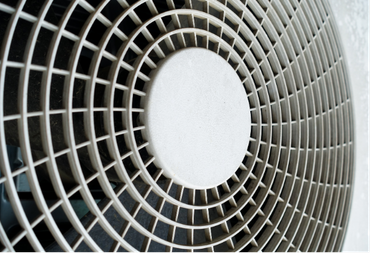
[0,0,354,251]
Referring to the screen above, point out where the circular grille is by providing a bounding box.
[0,0,354,252]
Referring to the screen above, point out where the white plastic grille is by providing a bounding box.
[0,0,354,251]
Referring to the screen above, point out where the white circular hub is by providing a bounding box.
[141,48,251,189]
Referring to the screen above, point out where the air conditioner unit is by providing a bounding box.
[0,0,356,251]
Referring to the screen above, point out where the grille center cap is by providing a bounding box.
[141,48,251,189]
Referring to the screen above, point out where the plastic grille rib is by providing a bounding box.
[0,0,354,252]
